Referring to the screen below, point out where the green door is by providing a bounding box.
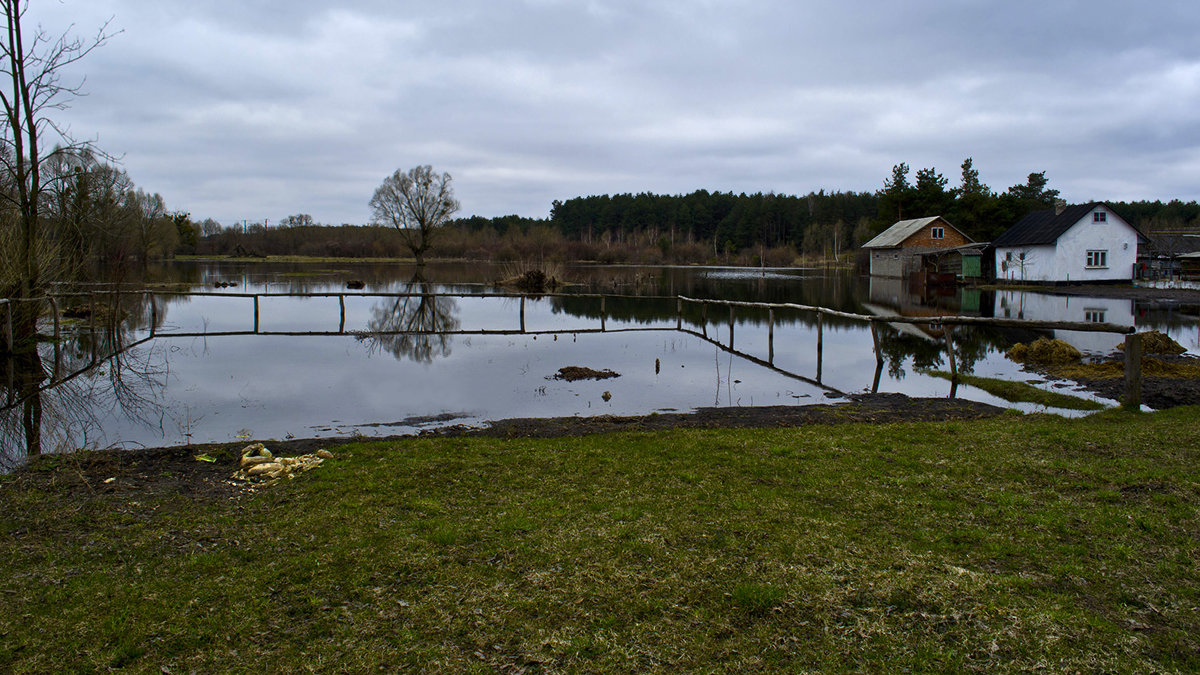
[961,253,982,279]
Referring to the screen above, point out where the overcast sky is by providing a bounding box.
[35,0,1200,225]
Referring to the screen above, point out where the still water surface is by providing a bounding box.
[2,261,1197,467]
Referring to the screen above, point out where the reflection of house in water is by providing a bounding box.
[995,290,1133,354]
[864,276,987,341]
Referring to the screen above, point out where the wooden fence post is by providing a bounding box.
[768,308,774,365]
[870,320,883,393]
[701,302,707,337]
[676,298,682,330]
[944,325,958,382]
[147,293,156,338]
[729,305,735,349]
[816,312,824,382]
[520,296,526,332]
[339,294,346,334]
[253,295,260,333]
[1123,332,1143,410]
[600,296,606,332]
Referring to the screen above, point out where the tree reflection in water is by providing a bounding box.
[874,322,1010,381]
[1,292,169,471]
[356,272,461,363]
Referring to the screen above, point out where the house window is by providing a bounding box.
[1086,250,1108,268]
[931,227,944,239]
[1084,309,1107,323]
[1093,212,1107,223]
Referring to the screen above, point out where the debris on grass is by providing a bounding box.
[233,443,333,484]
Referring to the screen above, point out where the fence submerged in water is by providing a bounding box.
[2,288,1148,417]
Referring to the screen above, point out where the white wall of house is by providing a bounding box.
[1054,208,1139,281]
[994,206,1140,282]
[869,249,905,277]
[995,244,1056,282]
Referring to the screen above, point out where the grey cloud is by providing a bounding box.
[35,0,1200,224]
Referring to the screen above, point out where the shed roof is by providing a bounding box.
[861,217,957,249]
[993,202,1148,247]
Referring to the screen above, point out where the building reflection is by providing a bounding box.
[863,276,1002,379]
[995,291,1133,354]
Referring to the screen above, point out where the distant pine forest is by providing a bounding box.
[89,160,1200,267]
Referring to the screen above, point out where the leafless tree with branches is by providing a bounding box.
[369,165,460,266]
[0,0,114,348]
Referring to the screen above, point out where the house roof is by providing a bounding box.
[993,202,1148,247]
[861,216,962,249]
[921,243,988,258]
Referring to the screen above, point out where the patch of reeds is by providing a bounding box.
[498,259,566,293]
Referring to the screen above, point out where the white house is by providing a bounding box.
[993,202,1147,283]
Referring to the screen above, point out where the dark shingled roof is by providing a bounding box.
[993,202,1146,247]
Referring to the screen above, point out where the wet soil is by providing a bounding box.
[1034,353,1200,410]
[3,394,1005,500]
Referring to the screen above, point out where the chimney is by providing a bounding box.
[1054,198,1067,215]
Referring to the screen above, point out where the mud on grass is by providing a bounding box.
[1025,353,1200,410]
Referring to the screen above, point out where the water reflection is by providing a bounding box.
[1,344,168,471]
[357,271,461,363]
[995,291,1134,354]
[4,261,1198,468]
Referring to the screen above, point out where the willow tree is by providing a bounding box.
[369,165,460,266]
[0,0,112,350]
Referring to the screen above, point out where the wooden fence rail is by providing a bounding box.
[677,295,1144,409]
[1,289,1162,410]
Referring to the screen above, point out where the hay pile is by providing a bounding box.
[1115,330,1187,355]
[1006,338,1082,365]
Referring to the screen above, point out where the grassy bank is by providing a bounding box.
[922,370,1106,411]
[2,408,1199,672]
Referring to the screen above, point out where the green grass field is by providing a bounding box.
[2,407,1198,672]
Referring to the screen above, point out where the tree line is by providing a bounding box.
[193,164,1200,266]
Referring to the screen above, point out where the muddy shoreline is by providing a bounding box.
[991,282,1200,304]
[8,395,1007,498]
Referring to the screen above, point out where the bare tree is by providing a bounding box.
[369,165,459,265]
[0,0,113,348]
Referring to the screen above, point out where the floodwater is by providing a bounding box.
[2,261,1197,468]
